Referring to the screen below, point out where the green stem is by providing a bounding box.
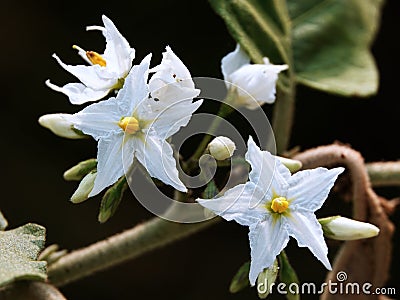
[366,161,400,187]
[48,213,219,286]
[272,81,296,154]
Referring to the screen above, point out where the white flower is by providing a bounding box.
[221,44,288,109]
[68,48,201,197]
[197,137,344,285]
[208,136,236,160]
[320,216,380,240]
[38,113,85,139]
[46,15,135,105]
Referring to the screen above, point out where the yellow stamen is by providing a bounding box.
[118,117,140,134]
[86,51,107,67]
[270,197,289,214]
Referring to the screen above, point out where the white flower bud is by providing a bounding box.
[208,136,236,160]
[319,216,379,240]
[222,44,287,110]
[70,172,97,203]
[39,113,85,139]
[277,156,302,173]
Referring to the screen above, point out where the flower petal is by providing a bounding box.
[246,137,291,199]
[89,132,134,197]
[45,80,109,105]
[149,46,195,91]
[101,15,135,77]
[52,54,115,90]
[248,216,289,286]
[134,135,186,192]
[221,44,250,81]
[116,54,151,115]
[286,210,331,270]
[69,97,122,138]
[288,167,344,211]
[196,182,265,226]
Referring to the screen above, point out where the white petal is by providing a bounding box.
[101,15,135,77]
[147,90,202,139]
[248,217,289,286]
[116,54,151,115]
[196,182,266,226]
[286,210,331,270]
[246,137,291,199]
[89,132,134,197]
[149,46,195,90]
[230,63,287,107]
[45,80,109,105]
[134,135,186,192]
[69,97,122,138]
[221,44,250,81]
[287,167,344,211]
[52,54,115,90]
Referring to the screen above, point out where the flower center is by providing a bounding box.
[118,117,140,134]
[270,197,289,214]
[86,51,107,67]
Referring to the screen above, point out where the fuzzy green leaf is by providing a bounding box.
[0,223,47,288]
[210,0,384,97]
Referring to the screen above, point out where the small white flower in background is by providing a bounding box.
[46,15,135,105]
[67,48,201,197]
[208,136,236,160]
[221,44,288,109]
[320,216,380,241]
[197,137,344,286]
[38,113,85,139]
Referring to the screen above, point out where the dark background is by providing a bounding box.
[1,1,399,299]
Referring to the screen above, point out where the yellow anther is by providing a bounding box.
[118,117,140,134]
[86,51,107,67]
[270,197,289,214]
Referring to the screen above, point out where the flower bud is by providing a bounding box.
[222,44,287,109]
[63,158,97,181]
[70,172,97,203]
[277,156,302,173]
[208,136,236,160]
[0,210,8,230]
[257,259,279,299]
[319,216,379,240]
[38,113,86,139]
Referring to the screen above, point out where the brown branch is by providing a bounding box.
[0,281,67,300]
[294,144,395,300]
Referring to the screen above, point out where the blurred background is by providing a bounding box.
[0,0,399,299]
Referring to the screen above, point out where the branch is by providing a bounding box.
[367,161,400,187]
[0,281,67,300]
[48,210,218,287]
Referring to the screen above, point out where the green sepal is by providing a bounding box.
[98,176,128,223]
[229,261,250,293]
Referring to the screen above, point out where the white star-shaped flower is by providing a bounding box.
[222,44,288,109]
[69,48,201,197]
[46,15,135,105]
[197,137,344,285]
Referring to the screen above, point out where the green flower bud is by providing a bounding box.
[319,216,379,240]
[277,156,302,173]
[63,158,97,181]
[208,136,236,160]
[257,259,279,299]
[70,172,97,203]
[98,177,127,223]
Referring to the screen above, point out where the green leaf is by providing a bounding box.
[210,0,384,97]
[229,261,250,293]
[98,177,128,223]
[0,223,47,288]
[0,211,7,231]
[278,251,300,300]
[202,180,219,199]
